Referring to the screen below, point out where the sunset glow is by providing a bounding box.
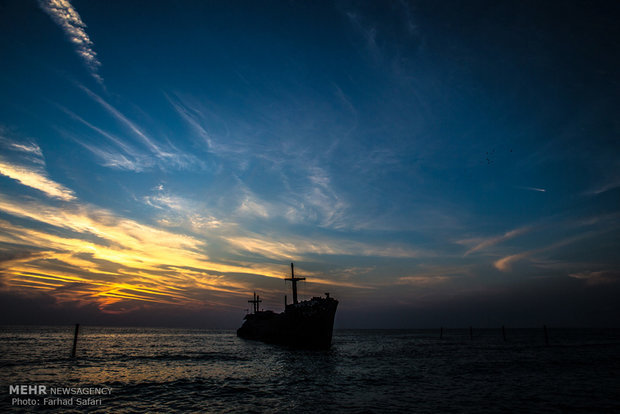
[1,1,618,328]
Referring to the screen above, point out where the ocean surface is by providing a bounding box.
[1,326,619,413]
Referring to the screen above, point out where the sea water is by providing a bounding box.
[1,327,619,413]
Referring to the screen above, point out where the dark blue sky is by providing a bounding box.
[0,0,619,328]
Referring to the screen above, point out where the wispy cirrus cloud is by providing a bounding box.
[493,232,602,272]
[281,165,349,229]
[343,0,420,73]
[63,86,206,172]
[164,93,216,150]
[57,104,142,155]
[55,104,154,172]
[167,92,352,229]
[237,194,270,219]
[462,226,532,256]
[0,161,76,201]
[78,85,162,155]
[142,184,230,233]
[582,176,620,196]
[39,0,103,84]
[5,142,44,162]
[73,140,152,172]
[164,92,251,166]
[0,130,45,165]
[225,232,428,263]
[0,135,75,201]
[515,186,546,193]
[568,270,620,285]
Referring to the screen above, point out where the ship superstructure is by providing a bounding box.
[237,263,338,349]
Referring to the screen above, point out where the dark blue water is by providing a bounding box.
[1,327,619,412]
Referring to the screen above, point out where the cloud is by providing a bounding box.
[0,131,74,201]
[142,186,229,233]
[167,91,390,236]
[515,186,546,193]
[280,166,349,229]
[55,104,155,172]
[568,270,620,285]
[397,275,451,286]
[168,98,350,228]
[0,133,77,203]
[73,141,151,172]
[7,142,44,160]
[38,0,103,84]
[165,92,355,228]
[0,161,75,201]
[58,105,145,155]
[225,232,427,262]
[303,166,348,227]
[463,226,532,256]
[394,264,472,289]
[144,193,188,212]
[1,168,384,313]
[493,251,530,272]
[492,232,601,272]
[0,130,45,164]
[62,86,206,171]
[164,92,249,164]
[164,93,215,150]
[0,194,292,311]
[237,194,270,219]
[343,1,421,73]
[583,176,620,196]
[78,85,163,154]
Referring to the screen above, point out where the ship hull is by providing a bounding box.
[237,297,338,349]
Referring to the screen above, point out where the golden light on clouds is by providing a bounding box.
[0,161,76,201]
[0,189,371,314]
[0,145,388,318]
[0,193,282,312]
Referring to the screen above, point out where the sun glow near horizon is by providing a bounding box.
[0,166,374,314]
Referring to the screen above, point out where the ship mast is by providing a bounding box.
[248,291,262,313]
[285,262,305,304]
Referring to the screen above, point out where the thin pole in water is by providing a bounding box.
[71,323,79,358]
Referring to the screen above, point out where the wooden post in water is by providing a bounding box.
[502,325,506,342]
[71,323,79,358]
[440,326,443,339]
[544,325,549,346]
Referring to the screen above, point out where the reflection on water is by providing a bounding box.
[1,327,619,412]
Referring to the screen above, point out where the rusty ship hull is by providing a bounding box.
[237,296,338,349]
[237,263,338,349]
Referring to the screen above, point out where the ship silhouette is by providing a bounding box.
[237,263,338,349]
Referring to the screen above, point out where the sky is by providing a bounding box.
[0,0,619,329]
